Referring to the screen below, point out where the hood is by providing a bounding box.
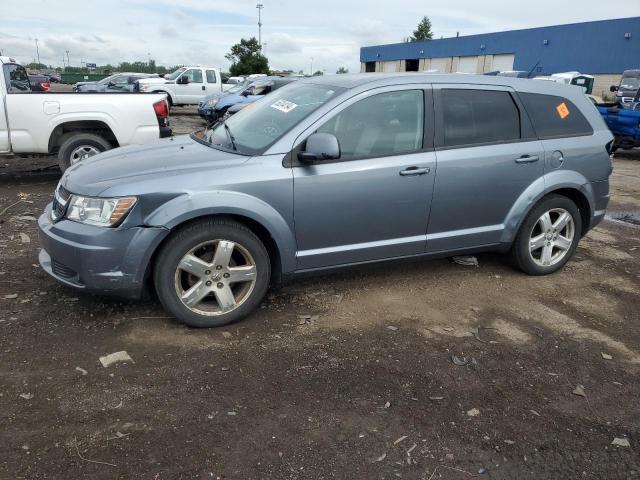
[61,134,249,197]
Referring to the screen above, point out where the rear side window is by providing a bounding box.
[519,93,593,139]
[441,89,521,147]
[3,64,30,93]
[206,70,217,83]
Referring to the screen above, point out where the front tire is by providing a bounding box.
[153,219,271,327]
[58,133,111,172]
[511,195,582,275]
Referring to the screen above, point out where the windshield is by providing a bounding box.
[165,68,187,81]
[620,76,640,91]
[227,80,250,94]
[198,82,342,155]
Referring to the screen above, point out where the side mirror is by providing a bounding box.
[107,81,115,87]
[298,133,340,163]
[177,76,189,84]
[610,85,618,92]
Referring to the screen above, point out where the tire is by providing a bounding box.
[153,218,271,328]
[57,133,111,172]
[510,194,582,275]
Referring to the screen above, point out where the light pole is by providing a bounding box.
[147,52,151,66]
[34,38,40,66]
[65,50,70,67]
[310,57,314,75]
[256,3,264,47]
[262,42,267,56]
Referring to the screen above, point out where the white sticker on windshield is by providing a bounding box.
[270,99,298,113]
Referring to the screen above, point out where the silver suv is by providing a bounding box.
[38,74,614,327]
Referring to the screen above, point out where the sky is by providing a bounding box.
[1,1,639,74]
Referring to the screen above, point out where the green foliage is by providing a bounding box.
[411,16,434,41]
[62,60,182,75]
[336,67,349,74]
[25,62,48,70]
[312,70,324,76]
[225,37,269,76]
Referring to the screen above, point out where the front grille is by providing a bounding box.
[51,259,77,279]
[51,185,71,222]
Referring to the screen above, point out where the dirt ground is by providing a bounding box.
[1,109,639,479]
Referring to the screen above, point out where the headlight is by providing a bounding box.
[66,195,137,227]
[206,98,219,107]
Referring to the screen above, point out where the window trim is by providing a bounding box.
[286,85,435,167]
[433,84,537,151]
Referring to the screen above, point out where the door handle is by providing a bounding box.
[202,85,206,91]
[399,166,430,176]
[515,155,539,164]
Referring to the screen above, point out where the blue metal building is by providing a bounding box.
[360,17,639,82]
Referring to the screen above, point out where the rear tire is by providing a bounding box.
[511,195,582,275]
[153,219,271,328]
[57,133,111,172]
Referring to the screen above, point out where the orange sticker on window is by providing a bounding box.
[556,102,570,119]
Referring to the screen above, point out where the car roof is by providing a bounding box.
[298,72,590,97]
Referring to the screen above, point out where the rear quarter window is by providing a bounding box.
[519,93,593,139]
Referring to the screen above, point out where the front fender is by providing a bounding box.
[500,170,593,244]
[144,191,297,274]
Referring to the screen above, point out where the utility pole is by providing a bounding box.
[66,50,70,66]
[310,57,313,75]
[35,38,40,66]
[256,3,264,47]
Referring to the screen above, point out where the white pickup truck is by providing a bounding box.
[0,56,171,171]
[135,66,223,106]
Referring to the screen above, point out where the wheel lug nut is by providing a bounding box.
[205,270,211,275]
[217,282,224,288]
[216,265,222,270]
[223,273,230,278]
[205,281,212,286]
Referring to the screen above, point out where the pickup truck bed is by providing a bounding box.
[597,103,640,151]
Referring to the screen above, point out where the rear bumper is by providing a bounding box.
[38,205,169,299]
[589,179,609,230]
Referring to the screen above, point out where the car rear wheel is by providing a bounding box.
[511,195,582,275]
[58,133,111,172]
[153,219,271,327]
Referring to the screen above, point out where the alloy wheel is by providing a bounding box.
[529,208,575,267]
[69,145,101,164]
[173,239,257,316]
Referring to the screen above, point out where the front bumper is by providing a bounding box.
[38,204,169,299]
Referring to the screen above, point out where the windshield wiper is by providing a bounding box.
[222,122,237,151]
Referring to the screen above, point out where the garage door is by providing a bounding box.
[382,61,398,73]
[492,54,515,72]
[430,57,450,73]
[457,56,478,73]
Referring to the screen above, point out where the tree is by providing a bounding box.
[410,16,433,42]
[312,70,324,76]
[225,37,269,76]
[336,67,349,74]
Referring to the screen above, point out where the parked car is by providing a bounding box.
[224,76,245,88]
[533,72,594,95]
[135,66,223,105]
[222,101,250,120]
[197,79,251,121]
[1,57,171,171]
[597,100,640,151]
[48,73,61,83]
[28,74,50,91]
[74,73,159,93]
[610,69,640,108]
[198,76,299,123]
[38,73,613,328]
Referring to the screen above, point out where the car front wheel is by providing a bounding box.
[154,219,271,327]
[511,195,582,275]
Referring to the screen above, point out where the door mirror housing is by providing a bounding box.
[177,76,189,85]
[298,133,340,163]
[610,85,618,92]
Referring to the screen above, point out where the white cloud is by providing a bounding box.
[1,0,639,73]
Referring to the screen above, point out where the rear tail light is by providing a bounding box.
[40,82,50,91]
[153,99,169,118]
